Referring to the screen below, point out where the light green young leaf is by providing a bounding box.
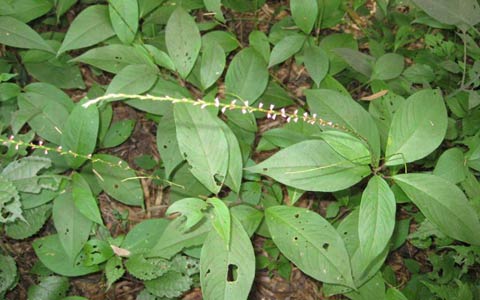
[0,16,53,52]
[433,148,467,184]
[72,173,103,225]
[58,5,115,54]
[290,0,318,33]
[304,44,329,87]
[372,53,404,81]
[92,154,144,206]
[62,104,99,169]
[174,103,228,194]
[412,0,480,28]
[204,0,225,22]
[53,192,92,261]
[385,89,447,165]
[247,140,370,192]
[268,34,306,67]
[109,0,139,44]
[5,204,51,239]
[27,276,69,300]
[105,256,124,289]
[394,173,480,245]
[200,217,255,300]
[225,48,268,102]
[201,42,226,90]
[166,198,208,231]
[106,64,158,95]
[266,206,355,288]
[207,198,231,250]
[358,176,396,266]
[165,7,201,78]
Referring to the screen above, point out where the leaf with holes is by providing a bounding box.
[165,7,201,78]
[106,256,124,289]
[266,206,355,288]
[109,0,139,44]
[174,103,228,194]
[83,239,114,266]
[92,154,144,206]
[385,89,447,166]
[200,217,255,300]
[166,198,208,231]
[358,176,396,267]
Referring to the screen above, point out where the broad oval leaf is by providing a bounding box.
[394,173,480,245]
[385,89,447,166]
[225,48,268,102]
[304,44,329,87]
[174,103,228,194]
[200,217,255,300]
[61,104,99,169]
[247,140,370,192]
[92,154,144,206]
[122,218,170,255]
[109,0,139,44]
[5,204,51,239]
[290,0,318,33]
[106,64,158,95]
[266,206,355,288]
[0,16,53,52]
[27,276,69,300]
[268,34,306,68]
[249,30,270,62]
[358,176,396,265]
[372,53,404,81]
[433,148,467,184]
[318,131,371,164]
[200,42,226,90]
[165,7,201,78]
[72,173,103,225]
[334,48,374,77]
[58,5,115,54]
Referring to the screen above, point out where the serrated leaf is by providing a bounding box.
[246,140,370,192]
[58,5,115,54]
[291,0,318,33]
[92,154,144,206]
[265,206,355,288]
[200,42,226,90]
[0,255,17,295]
[394,173,480,245]
[358,176,396,266]
[0,16,53,52]
[53,192,92,260]
[207,198,231,250]
[385,89,447,165]
[200,217,255,300]
[144,270,193,298]
[165,7,201,78]
[0,174,23,223]
[268,34,306,67]
[105,256,124,289]
[27,276,69,300]
[174,103,228,194]
[166,198,207,231]
[170,254,200,276]
[109,0,139,44]
[5,204,51,239]
[372,53,405,81]
[72,173,103,225]
[304,44,329,87]
[125,254,170,280]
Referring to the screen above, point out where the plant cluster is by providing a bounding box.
[1,0,480,299]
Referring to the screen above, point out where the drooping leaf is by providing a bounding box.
[385,89,447,165]
[165,7,201,78]
[174,103,228,194]
[92,154,144,206]
[371,53,404,80]
[358,176,396,266]
[109,0,139,44]
[166,198,208,231]
[27,276,69,300]
[290,0,318,33]
[0,16,53,52]
[200,42,226,90]
[58,5,115,54]
[266,206,355,288]
[268,34,306,68]
[72,173,103,225]
[304,44,329,87]
[200,217,255,300]
[5,204,51,239]
[412,0,480,28]
[394,173,480,245]
[246,140,370,192]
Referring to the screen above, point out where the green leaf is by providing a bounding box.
[92,154,144,206]
[147,218,211,259]
[58,5,115,54]
[62,104,99,169]
[268,34,306,67]
[386,287,409,300]
[372,53,405,80]
[304,44,329,87]
[0,0,53,23]
[230,205,263,237]
[249,30,270,62]
[156,109,184,179]
[100,119,135,148]
[53,192,92,260]
[174,103,229,194]
[54,0,77,19]
[165,7,201,78]
[0,255,17,295]
[27,276,69,300]
[412,0,480,28]
[83,239,114,266]
[207,198,231,250]
[202,31,240,53]
[0,16,53,52]
[358,176,396,266]
[166,198,207,231]
[204,0,225,22]
[319,33,358,75]
[144,270,193,298]
[106,64,158,95]
[334,48,374,77]
[225,48,268,102]
[122,218,170,255]
[246,140,370,192]
[394,173,480,245]
[71,44,153,74]
[318,131,371,164]
[109,0,139,44]
[125,254,170,280]
[345,272,385,300]
[144,44,175,71]
[33,234,100,276]
[433,148,467,184]
[265,206,355,288]
[217,120,243,193]
[290,0,318,33]
[200,217,255,300]
[105,256,124,289]
[385,89,447,165]
[72,173,103,225]
[5,204,51,239]
[0,175,22,223]
[200,42,226,90]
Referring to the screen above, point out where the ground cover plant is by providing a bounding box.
[1,0,480,299]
